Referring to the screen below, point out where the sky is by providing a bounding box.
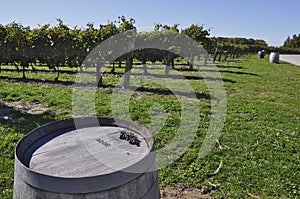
[0,0,299,46]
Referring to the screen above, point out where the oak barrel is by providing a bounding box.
[269,52,280,63]
[13,117,159,199]
[258,51,264,58]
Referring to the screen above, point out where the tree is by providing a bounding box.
[283,34,300,48]
[5,22,32,78]
[154,23,180,32]
[182,24,210,46]
[0,24,7,66]
[182,24,210,69]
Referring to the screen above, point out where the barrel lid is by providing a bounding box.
[27,126,150,178]
[15,117,156,193]
[17,117,154,178]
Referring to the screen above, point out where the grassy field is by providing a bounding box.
[0,54,299,198]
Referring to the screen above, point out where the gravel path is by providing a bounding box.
[279,55,300,66]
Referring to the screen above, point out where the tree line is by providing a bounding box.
[1,16,292,85]
[0,16,135,78]
[283,34,300,48]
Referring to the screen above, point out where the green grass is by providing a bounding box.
[0,54,299,198]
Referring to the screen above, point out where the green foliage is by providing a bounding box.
[117,15,136,31]
[216,37,268,47]
[2,18,274,83]
[182,24,210,47]
[283,33,300,48]
[0,16,135,72]
[267,45,300,54]
[208,37,268,62]
[154,23,180,32]
[265,33,300,54]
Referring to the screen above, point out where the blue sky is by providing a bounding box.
[1,0,299,46]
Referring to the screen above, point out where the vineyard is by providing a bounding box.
[0,17,299,198]
[0,16,273,83]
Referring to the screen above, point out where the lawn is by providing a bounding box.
[0,54,299,198]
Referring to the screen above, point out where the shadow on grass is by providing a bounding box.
[0,68,78,75]
[221,59,247,63]
[201,69,258,76]
[131,73,237,83]
[132,86,212,100]
[0,70,234,101]
[216,65,245,69]
[0,75,75,86]
[1,70,237,88]
[0,104,56,134]
[173,64,257,76]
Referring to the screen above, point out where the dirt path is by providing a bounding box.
[160,184,214,199]
[0,100,48,115]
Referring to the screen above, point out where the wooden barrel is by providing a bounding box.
[13,117,159,199]
[258,51,264,58]
[269,52,280,63]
